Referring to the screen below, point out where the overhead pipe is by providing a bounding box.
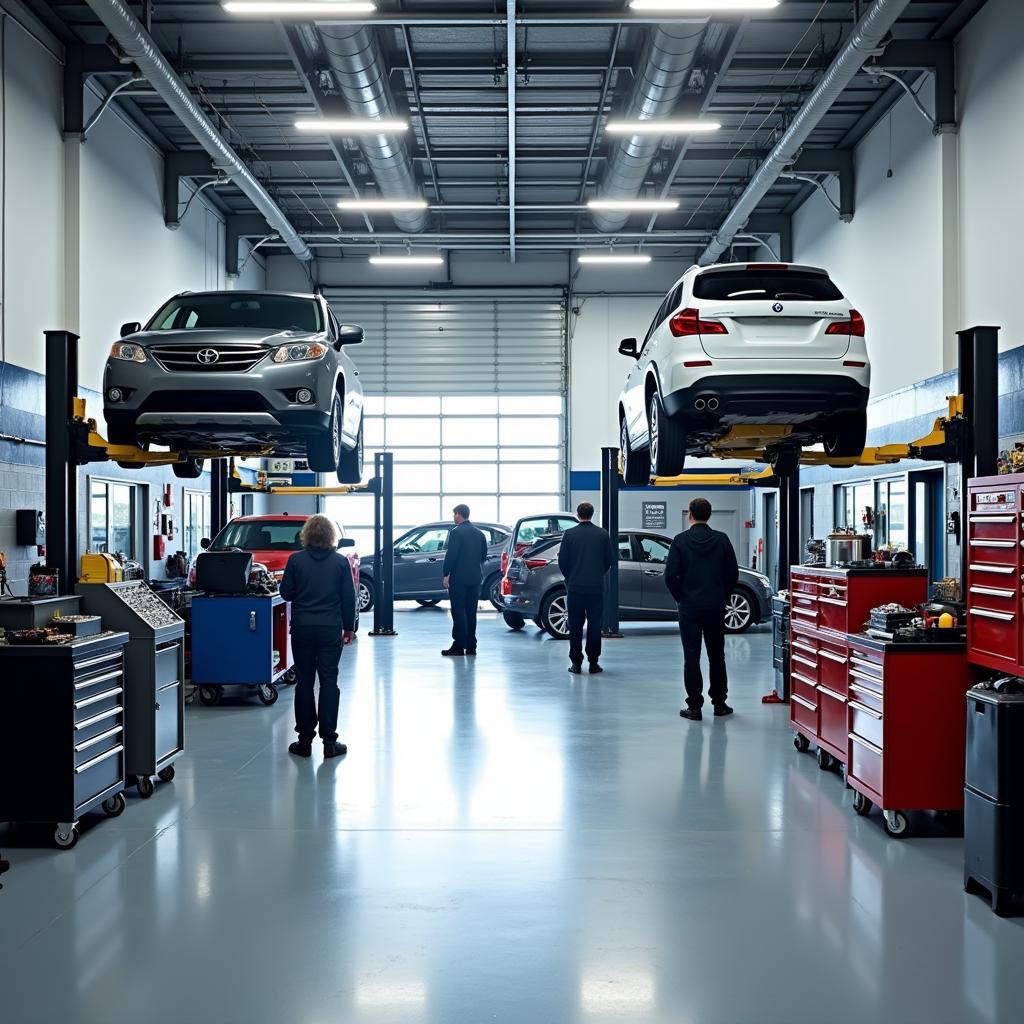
[81,0,311,262]
[699,0,913,265]
[591,21,707,233]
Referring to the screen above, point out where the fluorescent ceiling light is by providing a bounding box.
[338,198,428,211]
[295,118,407,133]
[587,198,679,212]
[224,1,376,14]
[369,255,444,266]
[577,253,652,265]
[629,0,779,11]
[605,119,721,135]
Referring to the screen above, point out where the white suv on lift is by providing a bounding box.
[617,262,871,483]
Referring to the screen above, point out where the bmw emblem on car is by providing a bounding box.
[197,348,220,364]
[772,302,784,313]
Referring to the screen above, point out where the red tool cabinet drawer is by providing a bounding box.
[817,686,847,755]
[817,640,848,694]
[968,512,1018,540]
[790,574,818,596]
[791,594,818,625]
[818,597,848,634]
[790,669,818,706]
[967,583,1017,612]
[967,538,1019,566]
[968,607,1019,664]
[791,648,819,678]
[849,733,883,796]
[791,693,818,735]
[849,698,884,750]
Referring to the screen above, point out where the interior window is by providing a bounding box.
[617,535,636,561]
[638,536,671,564]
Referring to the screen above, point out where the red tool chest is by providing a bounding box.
[966,474,1024,675]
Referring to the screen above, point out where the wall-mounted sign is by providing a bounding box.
[641,501,667,531]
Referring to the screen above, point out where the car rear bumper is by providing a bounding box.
[503,592,542,617]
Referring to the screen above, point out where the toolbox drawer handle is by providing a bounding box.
[73,668,123,690]
[969,513,1016,522]
[792,654,817,669]
[73,686,123,711]
[850,668,884,686]
[969,608,1015,622]
[792,608,817,619]
[75,725,123,754]
[971,563,1014,575]
[849,655,882,670]
[969,539,1015,548]
[849,680,884,701]
[849,733,883,757]
[816,684,846,703]
[819,597,847,607]
[157,679,180,694]
[818,650,848,664]
[791,694,817,712]
[157,641,181,653]
[849,699,882,720]
[792,641,817,656]
[969,585,1016,598]
[74,706,123,731]
[73,651,121,671]
[791,671,817,688]
[74,743,123,774]
[795,597,815,606]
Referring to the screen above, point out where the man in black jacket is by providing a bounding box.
[442,504,489,657]
[280,515,357,758]
[664,497,739,720]
[557,502,616,674]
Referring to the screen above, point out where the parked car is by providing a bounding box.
[501,529,773,637]
[103,290,365,482]
[500,512,581,579]
[358,522,511,613]
[617,262,871,483]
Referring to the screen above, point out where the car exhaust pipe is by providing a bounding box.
[707,397,720,410]
[694,399,706,411]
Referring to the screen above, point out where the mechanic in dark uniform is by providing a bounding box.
[664,497,739,721]
[442,503,489,657]
[557,502,615,675]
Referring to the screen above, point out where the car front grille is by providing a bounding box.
[149,344,268,373]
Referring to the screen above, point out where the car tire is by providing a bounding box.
[337,415,364,485]
[649,391,686,477]
[484,573,503,611]
[172,457,204,480]
[824,414,868,460]
[306,394,343,473]
[503,610,526,630]
[540,588,570,640]
[357,575,374,613]
[724,588,755,633]
[620,416,650,486]
[416,598,440,607]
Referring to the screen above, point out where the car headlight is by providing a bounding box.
[109,342,147,363]
[273,342,327,363]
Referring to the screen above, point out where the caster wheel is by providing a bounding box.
[852,791,872,816]
[102,792,126,817]
[793,733,810,753]
[884,810,909,837]
[257,683,279,706]
[283,668,296,685]
[54,826,80,850]
[816,747,833,771]
[158,765,176,783]
[137,776,155,799]
[198,686,222,707]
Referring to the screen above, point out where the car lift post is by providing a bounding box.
[210,459,230,539]
[762,465,798,704]
[370,451,397,636]
[600,446,624,638]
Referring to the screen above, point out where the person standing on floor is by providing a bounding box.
[665,497,739,721]
[280,514,356,759]
[557,501,616,675]
[442,504,489,657]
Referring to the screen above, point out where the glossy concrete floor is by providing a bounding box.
[2,608,1023,1024]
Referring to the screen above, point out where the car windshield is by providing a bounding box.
[515,516,578,547]
[213,522,304,552]
[693,270,843,302]
[147,294,323,333]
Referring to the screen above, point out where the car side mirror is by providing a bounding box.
[200,537,211,550]
[618,337,639,359]
[334,324,364,349]
[120,321,142,338]
[338,537,355,549]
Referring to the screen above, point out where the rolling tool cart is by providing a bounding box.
[0,631,129,849]
[77,581,185,798]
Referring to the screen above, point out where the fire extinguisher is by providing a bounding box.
[153,535,166,560]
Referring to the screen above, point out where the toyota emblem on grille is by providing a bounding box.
[772,302,784,313]
[196,348,219,365]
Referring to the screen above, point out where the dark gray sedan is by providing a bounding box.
[501,529,773,638]
[358,521,511,613]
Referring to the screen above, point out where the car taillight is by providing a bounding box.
[501,577,512,596]
[525,558,549,569]
[825,308,865,337]
[669,308,728,337]
[501,551,509,575]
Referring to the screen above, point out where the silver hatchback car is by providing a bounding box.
[103,290,364,481]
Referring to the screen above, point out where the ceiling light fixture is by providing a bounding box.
[223,1,376,14]
[296,118,407,133]
[577,253,652,265]
[605,119,721,135]
[338,198,428,211]
[628,1,779,11]
[587,199,679,212]
[369,254,445,266]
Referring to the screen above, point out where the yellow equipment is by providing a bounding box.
[79,552,123,584]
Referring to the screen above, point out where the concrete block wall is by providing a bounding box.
[0,460,46,593]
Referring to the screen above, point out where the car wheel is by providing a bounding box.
[824,414,867,460]
[503,610,526,630]
[648,391,687,477]
[306,394,343,473]
[620,416,650,486]
[357,575,374,613]
[724,588,754,633]
[484,573,503,611]
[337,415,364,485]
[172,457,204,479]
[540,589,570,640]
[416,598,440,607]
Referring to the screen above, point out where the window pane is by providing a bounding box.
[394,462,441,494]
[499,396,562,415]
[443,463,498,493]
[386,396,441,415]
[364,417,385,448]
[618,535,635,562]
[363,395,385,415]
[394,495,440,525]
[444,396,498,415]
[326,494,375,528]
[347,528,374,555]
[444,495,499,524]
[391,448,441,464]
[500,447,560,462]
[638,536,671,564]
[111,484,134,559]
[387,417,441,447]
[443,418,498,445]
[444,447,498,463]
[499,417,559,446]
[501,463,560,494]
[90,482,108,551]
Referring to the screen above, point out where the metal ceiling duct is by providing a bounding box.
[316,25,427,234]
[82,0,311,263]
[591,21,707,234]
[699,0,913,265]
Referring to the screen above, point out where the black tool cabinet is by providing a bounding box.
[77,582,185,797]
[0,631,130,849]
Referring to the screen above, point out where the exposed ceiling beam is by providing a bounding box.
[506,0,517,262]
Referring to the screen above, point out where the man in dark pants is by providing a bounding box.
[558,501,616,675]
[442,503,488,657]
[665,497,739,721]
[280,514,357,759]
